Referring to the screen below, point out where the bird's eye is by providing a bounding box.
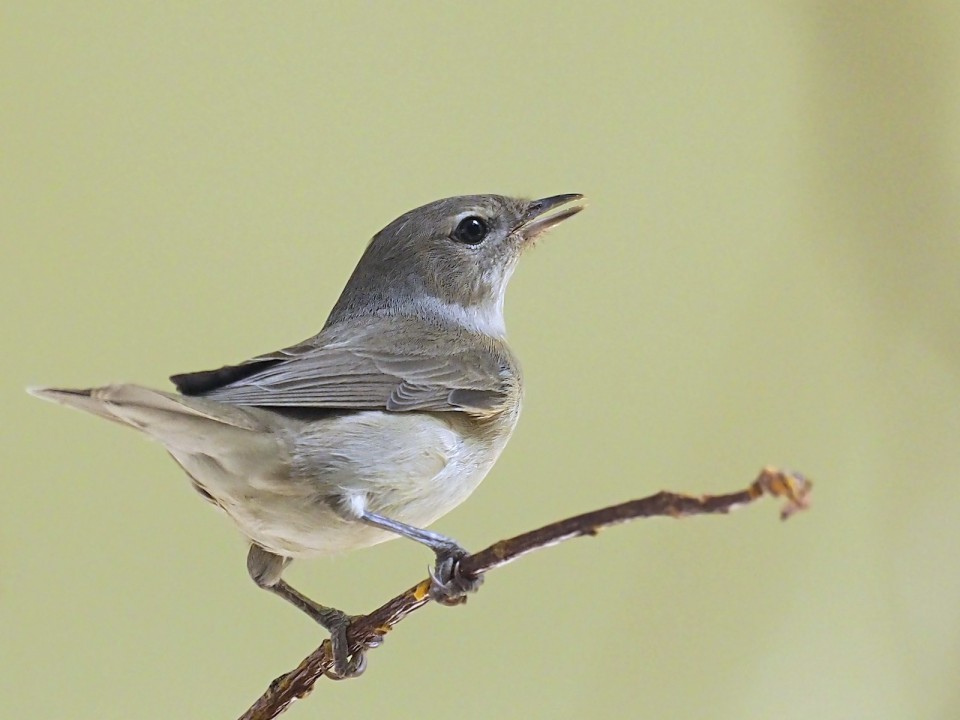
[453,216,489,245]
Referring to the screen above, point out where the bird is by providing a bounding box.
[30,193,585,677]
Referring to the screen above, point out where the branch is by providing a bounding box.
[239,466,812,720]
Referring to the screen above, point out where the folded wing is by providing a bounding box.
[170,317,515,416]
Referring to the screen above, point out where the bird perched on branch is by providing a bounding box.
[31,193,585,678]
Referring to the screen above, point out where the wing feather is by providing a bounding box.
[171,317,516,416]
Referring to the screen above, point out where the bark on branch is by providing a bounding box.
[239,466,812,720]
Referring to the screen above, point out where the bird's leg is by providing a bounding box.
[246,544,382,679]
[357,510,483,606]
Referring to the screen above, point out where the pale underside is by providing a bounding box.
[169,406,514,557]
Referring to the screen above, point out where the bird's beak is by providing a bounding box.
[518,194,586,238]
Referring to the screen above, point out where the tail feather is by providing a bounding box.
[29,386,126,424]
[28,384,269,452]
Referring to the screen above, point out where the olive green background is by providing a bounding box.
[4,3,959,719]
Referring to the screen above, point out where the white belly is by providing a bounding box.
[176,409,514,558]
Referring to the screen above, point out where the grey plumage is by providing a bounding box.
[177,316,518,414]
[30,192,584,677]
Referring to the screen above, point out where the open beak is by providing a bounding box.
[518,194,586,238]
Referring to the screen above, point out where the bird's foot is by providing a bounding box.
[318,609,384,680]
[429,544,483,606]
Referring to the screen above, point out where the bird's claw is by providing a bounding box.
[429,545,483,606]
[322,614,384,680]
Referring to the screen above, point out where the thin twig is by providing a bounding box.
[238,466,812,720]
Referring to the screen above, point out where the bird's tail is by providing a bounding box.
[27,384,269,454]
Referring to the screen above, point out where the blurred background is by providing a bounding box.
[3,3,959,718]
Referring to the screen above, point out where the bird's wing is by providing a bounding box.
[170,318,515,416]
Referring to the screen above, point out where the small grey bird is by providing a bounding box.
[30,193,584,677]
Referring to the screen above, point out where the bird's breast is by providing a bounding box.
[223,406,519,557]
